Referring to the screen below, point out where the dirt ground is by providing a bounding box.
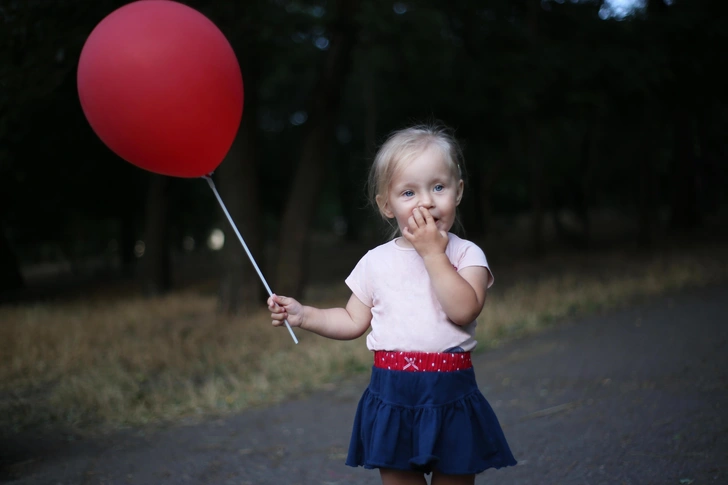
[2,284,726,485]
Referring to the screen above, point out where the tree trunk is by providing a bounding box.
[528,120,546,256]
[637,0,670,244]
[216,39,263,315]
[478,151,506,241]
[637,113,658,249]
[525,0,545,257]
[334,69,376,244]
[0,222,24,294]
[217,98,263,314]
[141,174,171,296]
[274,0,359,297]
[364,70,378,157]
[553,118,597,250]
[120,207,137,277]
[577,119,602,248]
[577,119,597,247]
[670,110,700,229]
[336,151,362,243]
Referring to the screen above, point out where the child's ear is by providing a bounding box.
[455,179,464,205]
[376,194,393,218]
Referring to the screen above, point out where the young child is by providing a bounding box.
[268,124,516,485]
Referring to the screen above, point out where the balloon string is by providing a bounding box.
[203,174,299,345]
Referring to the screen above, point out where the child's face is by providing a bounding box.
[377,145,464,235]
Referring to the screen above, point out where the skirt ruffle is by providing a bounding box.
[346,366,517,475]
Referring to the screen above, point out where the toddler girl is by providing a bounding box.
[268,124,516,484]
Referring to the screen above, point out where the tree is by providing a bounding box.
[0,221,24,295]
[274,0,360,297]
[140,174,171,296]
[216,88,263,313]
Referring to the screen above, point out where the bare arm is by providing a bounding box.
[268,293,371,340]
[403,207,489,326]
[422,255,489,325]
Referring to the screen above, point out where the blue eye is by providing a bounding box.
[434,184,444,192]
[403,190,414,197]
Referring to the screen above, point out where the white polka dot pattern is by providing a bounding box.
[373,351,472,372]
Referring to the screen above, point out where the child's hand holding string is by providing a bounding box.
[402,206,448,259]
[268,294,304,327]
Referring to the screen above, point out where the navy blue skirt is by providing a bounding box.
[346,365,517,475]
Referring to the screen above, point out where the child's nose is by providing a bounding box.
[419,193,434,207]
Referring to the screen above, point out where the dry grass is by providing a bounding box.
[1,242,726,435]
[479,245,728,344]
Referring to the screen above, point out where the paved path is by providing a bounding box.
[2,284,727,484]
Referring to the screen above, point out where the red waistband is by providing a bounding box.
[374,351,472,372]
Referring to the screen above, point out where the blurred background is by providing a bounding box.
[2,0,727,311]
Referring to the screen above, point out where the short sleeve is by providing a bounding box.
[454,240,495,288]
[345,251,373,307]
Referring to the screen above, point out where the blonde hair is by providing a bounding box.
[367,123,465,232]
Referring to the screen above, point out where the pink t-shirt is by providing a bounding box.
[345,233,493,353]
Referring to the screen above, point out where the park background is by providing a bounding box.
[1,0,727,435]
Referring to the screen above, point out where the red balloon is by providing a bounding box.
[77,0,243,178]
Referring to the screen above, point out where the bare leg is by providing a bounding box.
[380,468,428,485]
[431,471,475,485]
